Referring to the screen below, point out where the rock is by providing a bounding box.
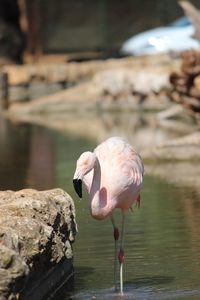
[7,63,174,116]
[93,67,171,111]
[0,188,77,300]
[3,54,178,86]
[3,53,180,115]
[93,67,170,96]
[8,82,98,115]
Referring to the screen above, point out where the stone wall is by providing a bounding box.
[0,188,77,300]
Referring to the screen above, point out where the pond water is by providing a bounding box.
[0,115,200,300]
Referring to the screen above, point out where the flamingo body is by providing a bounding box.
[73,136,144,294]
[74,137,144,220]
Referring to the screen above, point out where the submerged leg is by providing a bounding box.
[110,215,119,291]
[118,214,125,295]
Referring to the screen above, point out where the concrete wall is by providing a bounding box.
[37,0,200,53]
[1,0,200,59]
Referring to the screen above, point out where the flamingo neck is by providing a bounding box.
[89,159,115,220]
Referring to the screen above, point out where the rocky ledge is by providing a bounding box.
[0,188,77,300]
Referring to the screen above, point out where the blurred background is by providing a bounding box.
[0,0,199,63]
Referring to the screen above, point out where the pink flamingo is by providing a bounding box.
[73,136,144,294]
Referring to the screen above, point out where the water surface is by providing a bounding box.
[0,116,199,300]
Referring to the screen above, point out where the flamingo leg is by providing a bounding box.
[118,214,125,295]
[110,215,119,291]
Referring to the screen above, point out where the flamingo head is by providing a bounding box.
[73,151,96,199]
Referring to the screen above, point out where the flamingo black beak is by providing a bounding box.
[73,179,82,199]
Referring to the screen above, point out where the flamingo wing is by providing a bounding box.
[94,137,144,200]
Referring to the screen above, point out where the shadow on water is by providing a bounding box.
[73,266,96,291]
[68,275,200,299]
[49,267,95,300]
[69,287,200,300]
[69,275,200,299]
